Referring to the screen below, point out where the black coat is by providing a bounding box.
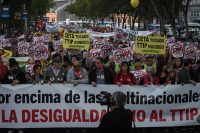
[98,107,133,133]
[2,70,27,84]
[89,68,113,84]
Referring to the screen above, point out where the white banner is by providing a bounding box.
[87,30,115,38]
[0,84,200,128]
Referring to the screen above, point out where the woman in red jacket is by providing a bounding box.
[114,61,136,86]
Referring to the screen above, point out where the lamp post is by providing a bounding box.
[23,4,28,32]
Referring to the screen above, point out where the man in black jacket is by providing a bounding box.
[2,58,27,85]
[89,57,113,86]
[98,91,133,133]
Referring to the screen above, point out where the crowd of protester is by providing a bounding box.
[1,25,200,133]
[1,45,200,86]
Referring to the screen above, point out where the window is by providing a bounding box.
[191,11,193,16]
[194,11,196,16]
[197,11,199,16]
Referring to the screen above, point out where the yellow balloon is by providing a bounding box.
[130,0,139,8]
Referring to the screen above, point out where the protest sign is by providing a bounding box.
[93,39,105,49]
[28,43,35,58]
[135,36,166,55]
[33,44,48,60]
[115,30,129,43]
[184,44,197,60]
[101,44,113,57]
[18,42,29,55]
[53,39,63,53]
[90,49,101,59]
[113,47,133,64]
[0,84,200,128]
[25,64,34,76]
[0,39,11,48]
[170,42,184,58]
[63,32,90,50]
[131,69,146,84]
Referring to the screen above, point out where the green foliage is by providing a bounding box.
[3,0,54,19]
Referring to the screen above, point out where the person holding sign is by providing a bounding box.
[2,58,27,85]
[114,61,136,86]
[46,56,66,84]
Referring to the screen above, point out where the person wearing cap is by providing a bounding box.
[2,58,27,85]
[114,61,136,86]
[46,56,66,84]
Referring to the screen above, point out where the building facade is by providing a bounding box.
[47,0,75,23]
[188,0,200,23]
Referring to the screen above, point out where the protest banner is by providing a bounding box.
[63,32,90,50]
[46,22,61,33]
[88,31,115,38]
[33,44,48,60]
[8,57,29,67]
[113,47,133,64]
[135,36,166,55]
[18,42,29,55]
[0,84,200,128]
[170,42,184,58]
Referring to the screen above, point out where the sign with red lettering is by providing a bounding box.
[18,42,29,55]
[90,49,101,59]
[115,29,129,43]
[101,45,113,57]
[0,84,200,128]
[53,39,62,53]
[170,42,184,58]
[113,48,133,64]
[33,44,48,60]
[184,44,197,59]
[0,39,11,48]
[93,39,105,49]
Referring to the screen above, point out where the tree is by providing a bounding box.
[2,0,54,28]
[182,0,191,40]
